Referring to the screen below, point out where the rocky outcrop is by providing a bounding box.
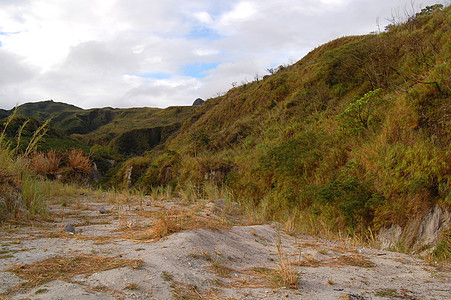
[192,98,204,106]
[377,205,450,252]
[416,205,450,247]
[377,224,402,250]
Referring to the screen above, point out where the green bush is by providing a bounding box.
[318,176,384,231]
[338,88,384,134]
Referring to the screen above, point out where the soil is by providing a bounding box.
[0,194,450,299]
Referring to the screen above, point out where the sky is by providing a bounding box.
[0,0,447,109]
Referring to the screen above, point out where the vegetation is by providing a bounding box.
[0,4,449,258]
[110,5,450,249]
[0,111,93,221]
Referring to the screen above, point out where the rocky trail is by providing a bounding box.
[0,193,450,299]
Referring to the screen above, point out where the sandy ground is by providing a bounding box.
[0,194,450,299]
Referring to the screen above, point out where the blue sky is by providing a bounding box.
[0,0,447,109]
[182,62,220,78]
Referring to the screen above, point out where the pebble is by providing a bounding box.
[64,224,75,234]
[99,206,108,214]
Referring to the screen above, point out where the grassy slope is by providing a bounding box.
[116,6,450,245]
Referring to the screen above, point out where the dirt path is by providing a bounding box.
[0,194,450,299]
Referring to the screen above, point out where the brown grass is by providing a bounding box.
[209,259,235,278]
[294,254,327,268]
[148,208,229,240]
[274,234,299,289]
[29,150,61,177]
[333,254,376,268]
[232,267,290,289]
[9,254,143,290]
[294,253,376,269]
[161,270,222,300]
[66,149,92,173]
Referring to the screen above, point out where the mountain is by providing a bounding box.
[2,100,200,155]
[15,100,83,119]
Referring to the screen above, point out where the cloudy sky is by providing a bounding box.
[0,0,447,109]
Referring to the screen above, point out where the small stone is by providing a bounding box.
[99,207,107,214]
[146,202,151,206]
[64,224,75,234]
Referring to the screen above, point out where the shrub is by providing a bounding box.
[318,176,384,232]
[338,88,384,134]
[29,150,61,178]
[66,149,92,173]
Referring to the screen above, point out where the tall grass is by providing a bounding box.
[274,232,299,289]
[0,112,91,221]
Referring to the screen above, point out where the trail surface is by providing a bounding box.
[0,194,449,299]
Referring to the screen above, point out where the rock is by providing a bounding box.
[64,223,75,234]
[377,205,450,252]
[124,166,133,188]
[377,224,402,250]
[99,206,108,214]
[416,205,450,246]
[146,202,151,206]
[106,159,116,167]
[192,98,204,106]
[91,162,101,183]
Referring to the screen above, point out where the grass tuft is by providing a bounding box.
[9,254,143,290]
[274,233,299,289]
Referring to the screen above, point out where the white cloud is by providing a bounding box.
[0,0,447,110]
[193,11,213,24]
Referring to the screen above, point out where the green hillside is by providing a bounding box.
[110,5,450,247]
[0,116,87,152]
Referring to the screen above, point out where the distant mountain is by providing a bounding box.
[1,99,200,156]
[15,100,83,120]
[0,115,88,152]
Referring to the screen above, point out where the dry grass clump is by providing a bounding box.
[9,254,143,290]
[333,254,376,268]
[149,208,229,240]
[29,150,61,177]
[161,270,222,300]
[66,149,92,173]
[294,254,326,268]
[28,149,92,180]
[150,213,183,239]
[274,234,299,289]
